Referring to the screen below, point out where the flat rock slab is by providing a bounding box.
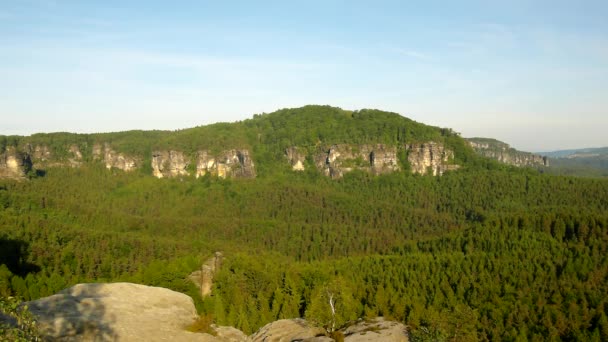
[248,318,327,342]
[27,282,216,341]
[344,318,408,342]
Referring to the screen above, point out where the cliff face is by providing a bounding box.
[467,138,548,167]
[24,144,51,167]
[0,140,460,180]
[313,144,400,179]
[196,149,256,179]
[406,142,460,176]
[152,150,189,178]
[285,147,306,171]
[68,145,83,167]
[0,147,32,180]
[188,252,224,298]
[287,142,458,178]
[93,143,138,172]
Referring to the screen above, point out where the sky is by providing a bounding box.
[1,1,607,151]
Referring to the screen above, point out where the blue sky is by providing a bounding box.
[1,1,607,151]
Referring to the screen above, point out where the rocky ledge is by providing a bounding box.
[25,282,409,341]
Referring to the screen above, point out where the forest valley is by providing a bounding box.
[0,106,607,341]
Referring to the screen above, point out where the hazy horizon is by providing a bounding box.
[2,1,607,151]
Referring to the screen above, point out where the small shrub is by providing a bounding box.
[186,313,216,336]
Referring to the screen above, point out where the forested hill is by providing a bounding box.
[1,105,608,340]
[0,105,494,180]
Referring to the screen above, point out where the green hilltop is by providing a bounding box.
[1,105,486,173]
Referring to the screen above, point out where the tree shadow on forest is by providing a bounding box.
[0,237,40,276]
[26,283,118,341]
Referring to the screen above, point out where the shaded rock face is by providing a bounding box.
[343,318,408,341]
[152,150,190,178]
[406,142,459,176]
[285,147,306,171]
[249,318,326,342]
[0,147,32,180]
[188,252,224,298]
[467,138,549,167]
[314,144,400,179]
[24,144,52,166]
[196,150,256,179]
[93,143,138,172]
[26,282,216,342]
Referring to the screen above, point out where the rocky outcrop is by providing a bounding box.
[214,325,247,342]
[196,150,256,179]
[93,143,138,172]
[188,252,224,298]
[467,138,549,167]
[406,142,459,176]
[285,147,306,171]
[152,150,190,178]
[248,317,408,342]
[314,144,400,179]
[26,282,217,341]
[68,144,83,167]
[0,147,32,180]
[25,284,408,342]
[343,318,408,341]
[24,144,51,166]
[249,318,327,342]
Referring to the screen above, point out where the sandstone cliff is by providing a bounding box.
[196,149,256,179]
[0,147,32,180]
[188,252,224,298]
[68,144,83,167]
[152,150,190,178]
[467,138,548,167]
[289,142,458,178]
[24,144,51,167]
[313,144,400,179]
[406,142,460,176]
[1,138,460,180]
[93,143,138,171]
[285,147,306,171]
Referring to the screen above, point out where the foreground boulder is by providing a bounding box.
[26,282,216,341]
[247,317,408,341]
[343,318,408,341]
[248,318,327,341]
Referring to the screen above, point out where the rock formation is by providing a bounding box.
[0,147,32,180]
[196,150,256,179]
[248,317,409,341]
[314,144,400,179]
[248,318,327,342]
[188,252,224,298]
[24,144,51,167]
[24,283,409,342]
[152,150,190,178]
[26,282,218,341]
[343,318,408,341]
[93,143,138,171]
[406,142,459,176]
[467,138,549,167]
[68,144,83,167]
[285,147,306,171]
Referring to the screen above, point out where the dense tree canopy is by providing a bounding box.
[0,106,607,340]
